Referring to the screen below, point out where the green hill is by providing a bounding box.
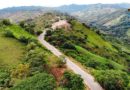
[0,19,85,90]
[44,17,130,90]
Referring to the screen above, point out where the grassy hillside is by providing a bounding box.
[71,20,116,51]
[0,30,25,69]
[5,25,35,39]
[45,18,130,90]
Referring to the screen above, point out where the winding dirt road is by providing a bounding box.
[38,31,103,90]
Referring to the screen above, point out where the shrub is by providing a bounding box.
[93,70,129,90]
[46,30,52,36]
[36,30,43,35]
[61,71,84,90]
[85,59,101,69]
[4,30,14,37]
[11,73,56,90]
[19,21,25,28]
[24,48,47,74]
[26,42,37,51]
[62,42,76,49]
[11,64,30,79]
[19,36,29,43]
[56,55,66,68]
[2,19,11,26]
[28,38,38,43]
[0,71,11,87]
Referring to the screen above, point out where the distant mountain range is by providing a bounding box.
[56,3,130,41]
[0,3,130,41]
[0,6,52,22]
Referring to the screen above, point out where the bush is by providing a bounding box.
[56,55,66,68]
[36,30,43,35]
[0,71,11,87]
[11,64,30,79]
[85,59,101,69]
[62,42,76,49]
[46,30,52,36]
[19,21,25,28]
[24,48,47,74]
[11,73,56,90]
[93,70,129,90]
[2,19,11,26]
[26,42,37,51]
[61,71,84,90]
[19,36,29,43]
[4,30,14,37]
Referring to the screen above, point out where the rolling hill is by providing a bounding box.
[57,4,130,43]
[0,3,130,42]
[0,6,52,22]
[0,5,130,89]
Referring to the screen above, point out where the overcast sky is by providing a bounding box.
[0,0,130,9]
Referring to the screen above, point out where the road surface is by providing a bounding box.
[38,31,103,90]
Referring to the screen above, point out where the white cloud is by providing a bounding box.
[0,0,130,9]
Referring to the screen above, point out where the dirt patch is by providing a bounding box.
[50,67,65,81]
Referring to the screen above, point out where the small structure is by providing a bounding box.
[51,20,71,30]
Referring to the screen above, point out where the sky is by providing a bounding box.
[0,0,130,9]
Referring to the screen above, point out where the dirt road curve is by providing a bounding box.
[38,31,103,90]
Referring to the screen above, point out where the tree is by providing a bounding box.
[93,70,129,90]
[11,73,56,90]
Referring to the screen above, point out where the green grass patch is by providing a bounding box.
[5,25,35,39]
[75,45,125,70]
[0,30,25,69]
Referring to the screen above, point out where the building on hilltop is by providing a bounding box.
[51,20,71,30]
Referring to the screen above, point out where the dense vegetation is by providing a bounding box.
[45,19,130,90]
[11,73,56,90]
[0,19,84,90]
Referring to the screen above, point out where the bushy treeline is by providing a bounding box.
[19,20,43,35]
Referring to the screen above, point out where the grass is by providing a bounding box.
[71,20,117,52]
[0,30,25,69]
[75,45,125,70]
[5,25,35,39]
